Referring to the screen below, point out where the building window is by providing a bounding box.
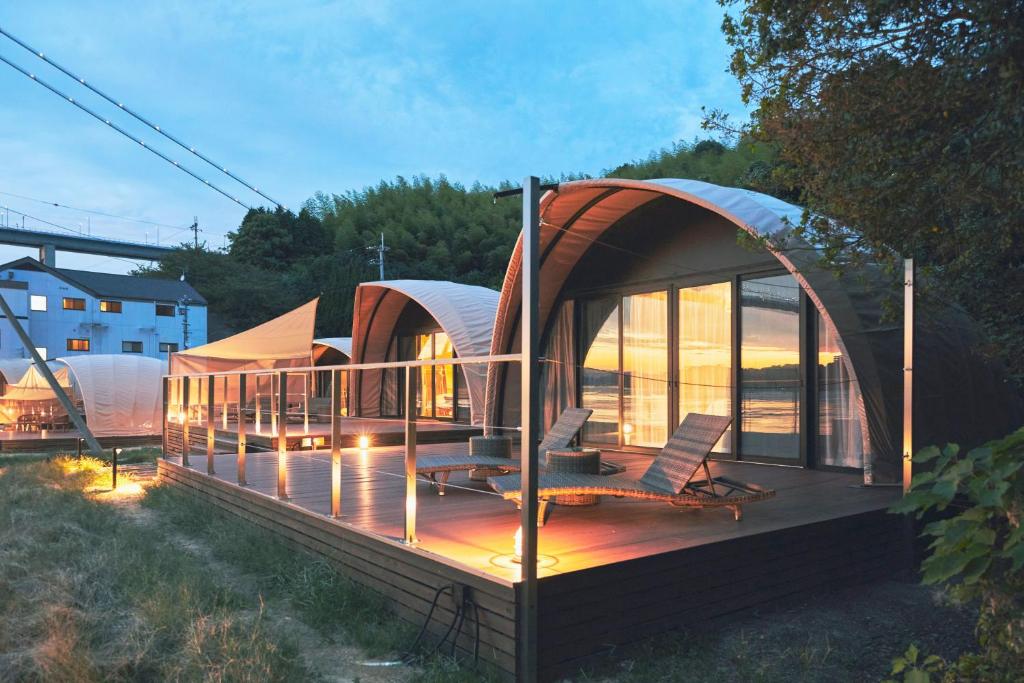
[66,338,90,352]
[122,340,143,353]
[30,295,47,311]
[35,346,47,359]
[155,303,175,317]
[159,342,179,353]
[100,300,123,313]
[63,297,86,311]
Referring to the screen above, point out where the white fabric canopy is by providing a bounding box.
[0,358,31,385]
[2,363,72,401]
[59,355,165,437]
[171,298,319,374]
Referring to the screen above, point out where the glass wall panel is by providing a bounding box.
[817,314,864,468]
[740,274,801,459]
[678,282,732,453]
[433,332,454,419]
[622,291,669,448]
[580,298,619,445]
[416,333,434,418]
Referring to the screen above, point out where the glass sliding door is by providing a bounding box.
[580,298,620,445]
[678,282,732,453]
[433,332,455,419]
[740,274,801,460]
[622,291,669,447]
[416,333,434,418]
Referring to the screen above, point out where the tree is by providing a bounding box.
[712,0,1024,385]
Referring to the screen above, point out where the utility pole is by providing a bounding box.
[178,294,192,349]
[367,232,389,279]
[190,216,201,250]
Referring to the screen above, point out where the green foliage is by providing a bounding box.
[885,643,947,683]
[889,428,1024,681]
[714,0,1024,385]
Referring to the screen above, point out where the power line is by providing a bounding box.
[0,204,82,234]
[0,27,286,211]
[0,52,252,210]
[0,189,191,231]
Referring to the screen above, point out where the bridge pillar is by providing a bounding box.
[38,244,56,267]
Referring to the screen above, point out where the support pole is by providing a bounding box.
[903,258,914,494]
[161,376,169,457]
[206,374,216,474]
[403,365,418,544]
[277,370,288,499]
[237,374,247,485]
[518,175,541,683]
[182,375,191,467]
[304,372,310,435]
[222,375,228,430]
[331,369,342,518]
[0,292,103,455]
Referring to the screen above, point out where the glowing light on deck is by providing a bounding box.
[358,435,370,450]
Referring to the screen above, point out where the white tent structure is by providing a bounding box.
[170,298,319,375]
[60,355,165,437]
[313,337,352,362]
[0,358,32,387]
[350,280,499,425]
[0,355,164,436]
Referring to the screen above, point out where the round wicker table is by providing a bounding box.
[545,447,602,506]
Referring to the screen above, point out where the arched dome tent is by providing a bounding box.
[313,337,352,365]
[59,355,166,437]
[0,358,32,388]
[486,178,1023,483]
[350,280,499,425]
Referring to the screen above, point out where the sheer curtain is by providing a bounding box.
[817,315,864,468]
[623,291,669,448]
[542,301,576,435]
[679,282,732,453]
[580,298,619,445]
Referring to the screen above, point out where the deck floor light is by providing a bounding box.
[358,434,370,451]
[491,525,557,572]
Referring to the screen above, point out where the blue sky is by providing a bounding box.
[0,1,746,273]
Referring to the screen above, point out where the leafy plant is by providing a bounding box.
[889,427,1024,681]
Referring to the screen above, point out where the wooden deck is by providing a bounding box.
[159,442,904,679]
[0,429,160,452]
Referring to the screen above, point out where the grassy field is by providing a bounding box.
[1,453,976,682]
[0,455,491,682]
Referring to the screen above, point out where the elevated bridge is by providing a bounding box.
[0,226,176,266]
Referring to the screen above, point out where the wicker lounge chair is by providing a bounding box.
[417,407,593,495]
[488,413,775,525]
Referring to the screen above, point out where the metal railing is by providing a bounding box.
[162,354,521,545]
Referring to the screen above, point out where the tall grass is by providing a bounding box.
[142,483,411,656]
[0,457,307,681]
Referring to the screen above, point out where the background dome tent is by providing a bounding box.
[485,177,1024,484]
[0,358,32,394]
[0,356,164,436]
[349,280,499,426]
[312,337,352,366]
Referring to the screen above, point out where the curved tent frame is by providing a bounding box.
[486,177,1023,483]
[350,280,499,425]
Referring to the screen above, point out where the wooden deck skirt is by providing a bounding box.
[157,445,904,681]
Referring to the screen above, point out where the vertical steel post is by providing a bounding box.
[182,375,191,467]
[206,374,216,474]
[222,375,229,430]
[111,447,118,489]
[277,370,288,499]
[237,373,247,485]
[161,376,169,457]
[518,175,541,683]
[403,365,418,544]
[304,372,310,435]
[331,368,343,518]
[903,258,914,494]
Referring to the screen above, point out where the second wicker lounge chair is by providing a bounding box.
[488,413,775,525]
[416,407,593,495]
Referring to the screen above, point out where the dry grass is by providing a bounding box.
[0,457,307,681]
